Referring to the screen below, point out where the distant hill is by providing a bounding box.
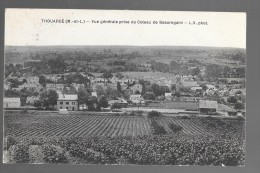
[4,45,246,65]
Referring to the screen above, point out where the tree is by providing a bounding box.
[8,78,22,88]
[111,103,122,109]
[34,100,42,108]
[174,91,181,97]
[62,85,69,94]
[68,85,77,94]
[115,72,124,79]
[141,84,146,96]
[4,89,20,97]
[200,84,208,91]
[77,86,89,106]
[20,93,27,106]
[39,90,49,108]
[47,55,67,73]
[234,102,245,110]
[65,74,74,84]
[88,96,100,111]
[39,90,58,109]
[191,67,200,76]
[58,75,65,83]
[98,96,109,108]
[39,75,46,84]
[169,61,179,71]
[169,123,183,133]
[179,87,191,93]
[236,67,245,78]
[22,79,27,83]
[151,83,161,97]
[105,87,121,99]
[143,92,156,100]
[102,72,113,79]
[227,96,238,104]
[47,90,58,108]
[96,85,105,97]
[171,84,176,92]
[117,82,121,92]
[235,90,242,95]
[147,111,162,119]
[205,64,222,80]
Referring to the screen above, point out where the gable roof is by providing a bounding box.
[218,104,236,112]
[199,100,218,109]
[182,81,199,88]
[4,97,21,102]
[58,94,78,101]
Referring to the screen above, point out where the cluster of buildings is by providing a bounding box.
[4,69,245,117]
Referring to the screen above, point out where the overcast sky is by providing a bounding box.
[5,9,246,48]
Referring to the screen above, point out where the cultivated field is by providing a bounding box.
[4,111,244,138]
[3,111,245,165]
[4,111,151,138]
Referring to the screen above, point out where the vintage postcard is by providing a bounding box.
[3,9,246,166]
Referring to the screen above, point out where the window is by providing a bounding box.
[66,102,69,105]
[66,107,68,109]
[60,102,63,105]
[72,102,75,105]
[60,106,62,109]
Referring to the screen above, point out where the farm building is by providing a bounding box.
[91,91,97,97]
[26,96,39,104]
[4,81,10,90]
[199,100,218,114]
[43,75,61,83]
[46,83,64,91]
[217,104,236,116]
[26,76,39,84]
[57,94,78,111]
[108,98,128,107]
[130,94,145,104]
[164,93,173,101]
[71,83,84,91]
[191,86,202,91]
[225,78,245,84]
[16,83,42,92]
[181,81,199,88]
[4,97,21,108]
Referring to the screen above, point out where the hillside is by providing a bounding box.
[5,45,246,67]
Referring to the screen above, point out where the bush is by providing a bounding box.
[129,111,143,116]
[147,111,162,119]
[150,119,167,135]
[111,103,122,109]
[13,144,30,163]
[169,123,183,133]
[143,92,156,100]
[181,116,191,119]
[236,116,244,120]
[42,145,68,164]
[136,110,143,116]
[4,136,17,150]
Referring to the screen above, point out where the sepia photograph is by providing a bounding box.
[3,9,246,166]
